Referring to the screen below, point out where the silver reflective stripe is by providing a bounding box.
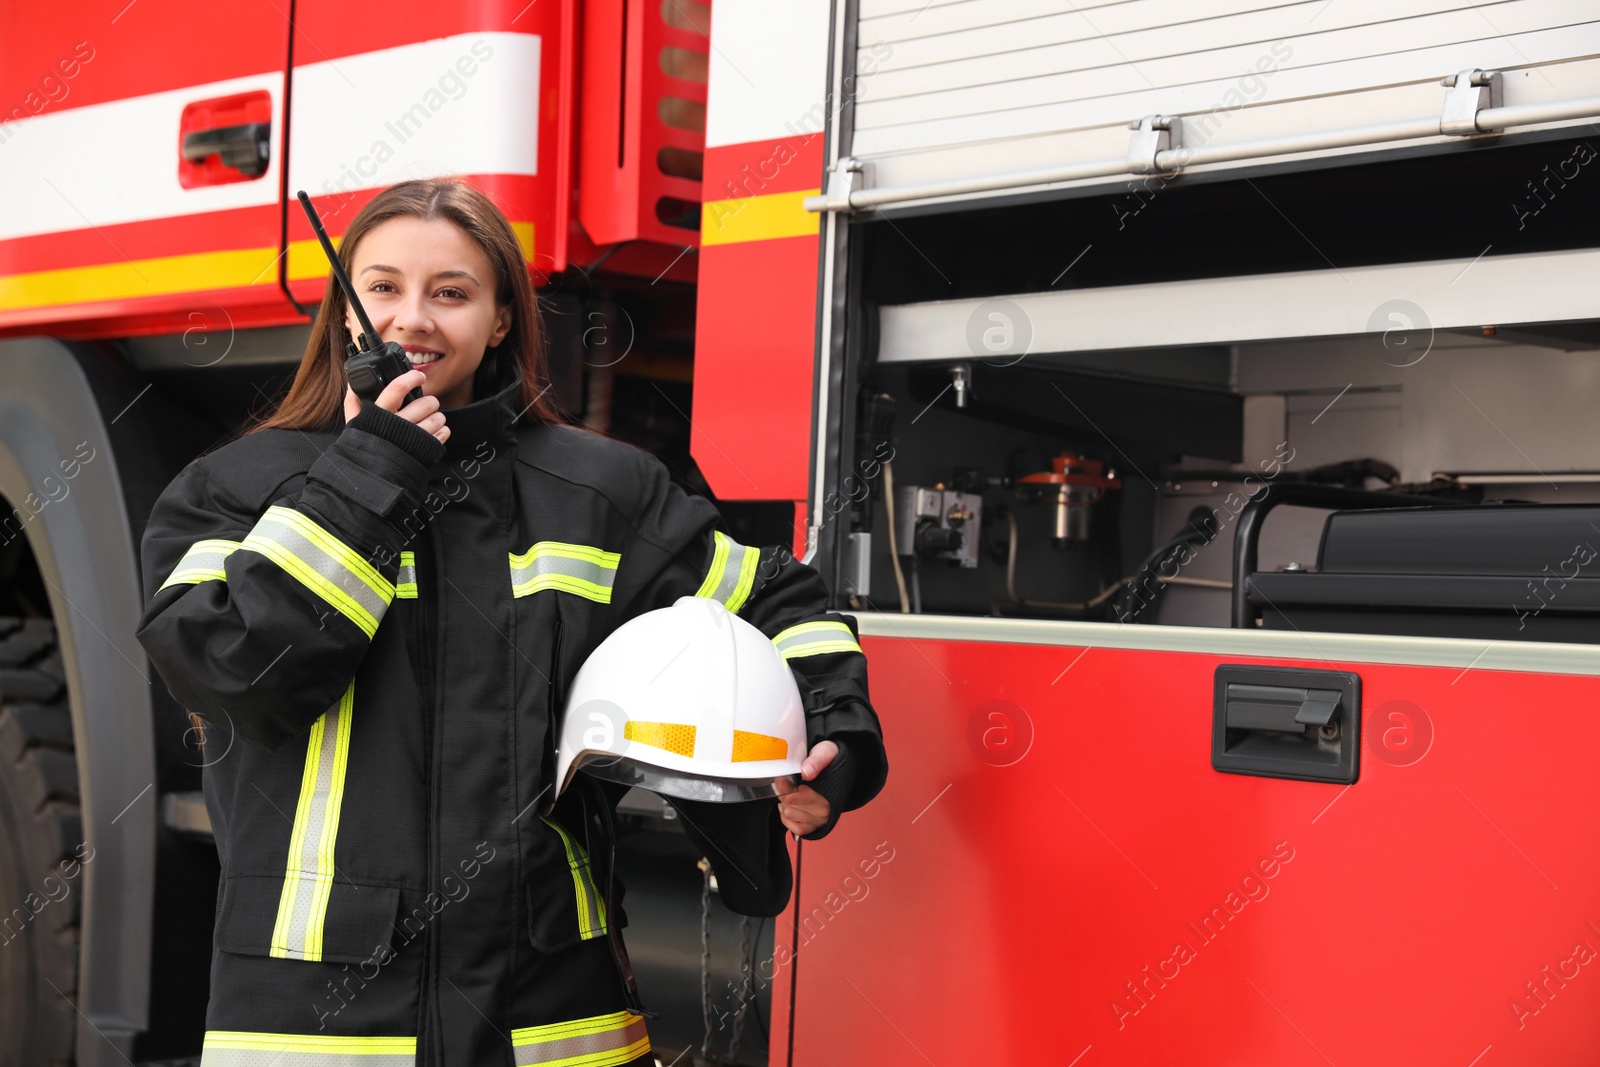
[240,505,394,639]
[202,1053,413,1067]
[694,531,759,614]
[772,620,864,660]
[396,550,417,599]
[509,542,621,604]
[201,1031,415,1065]
[269,681,354,962]
[511,1011,650,1067]
[158,538,242,590]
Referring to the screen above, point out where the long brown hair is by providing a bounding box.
[242,179,565,438]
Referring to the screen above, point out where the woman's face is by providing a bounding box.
[343,215,513,410]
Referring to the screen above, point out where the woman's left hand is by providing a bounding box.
[775,740,838,837]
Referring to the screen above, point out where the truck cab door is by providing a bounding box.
[280,2,574,308]
[0,0,296,338]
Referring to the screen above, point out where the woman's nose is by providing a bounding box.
[392,292,434,335]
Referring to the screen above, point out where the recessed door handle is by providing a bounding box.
[182,122,270,178]
[1295,691,1340,727]
[1222,683,1342,732]
[1213,666,1360,783]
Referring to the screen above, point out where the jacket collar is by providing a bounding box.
[439,354,523,461]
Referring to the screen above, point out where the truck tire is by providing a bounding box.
[0,617,82,1067]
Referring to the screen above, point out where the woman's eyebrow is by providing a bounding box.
[360,264,481,284]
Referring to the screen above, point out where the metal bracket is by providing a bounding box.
[1440,69,1503,136]
[161,790,214,838]
[1127,114,1182,174]
[806,156,866,214]
[950,362,971,408]
[842,532,872,595]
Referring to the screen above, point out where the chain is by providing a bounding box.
[698,856,714,1064]
[727,915,754,1063]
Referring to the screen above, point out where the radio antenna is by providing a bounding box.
[295,190,379,352]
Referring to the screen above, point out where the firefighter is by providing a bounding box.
[133,178,887,1066]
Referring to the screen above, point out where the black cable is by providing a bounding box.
[1112,521,1212,623]
[581,239,636,276]
[749,916,770,1045]
[785,838,801,1067]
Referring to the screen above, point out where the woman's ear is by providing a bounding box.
[490,304,512,348]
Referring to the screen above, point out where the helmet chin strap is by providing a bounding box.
[577,773,661,1020]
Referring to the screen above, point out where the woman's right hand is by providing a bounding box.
[343,369,450,444]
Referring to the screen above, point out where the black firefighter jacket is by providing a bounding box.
[134,362,887,1067]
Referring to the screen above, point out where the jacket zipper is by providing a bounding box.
[413,523,441,1065]
[548,610,563,747]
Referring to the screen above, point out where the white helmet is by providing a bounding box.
[550,594,808,808]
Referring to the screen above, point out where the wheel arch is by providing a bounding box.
[0,336,155,1065]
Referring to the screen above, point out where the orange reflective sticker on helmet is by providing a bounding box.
[731,730,788,762]
[624,721,696,756]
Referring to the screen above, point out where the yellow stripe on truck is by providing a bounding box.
[0,221,536,312]
[0,246,280,312]
[287,222,533,281]
[287,235,342,282]
[700,189,821,246]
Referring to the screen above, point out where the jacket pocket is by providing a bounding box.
[215,872,402,966]
[526,812,612,954]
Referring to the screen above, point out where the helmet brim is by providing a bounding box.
[575,754,800,803]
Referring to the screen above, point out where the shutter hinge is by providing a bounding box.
[807,157,866,214]
[1440,69,1503,136]
[1127,114,1182,175]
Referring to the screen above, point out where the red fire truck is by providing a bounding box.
[4,1,1600,1064]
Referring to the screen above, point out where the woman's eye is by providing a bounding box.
[437,287,467,300]
[368,281,396,293]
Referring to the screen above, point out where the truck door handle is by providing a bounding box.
[1213,665,1360,783]
[1224,684,1341,731]
[181,122,270,178]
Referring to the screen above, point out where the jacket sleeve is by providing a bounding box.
[614,449,888,843]
[134,404,444,750]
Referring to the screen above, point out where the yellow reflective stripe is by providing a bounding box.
[288,220,533,281]
[158,538,243,590]
[701,188,821,246]
[772,619,864,660]
[240,506,394,638]
[514,573,617,603]
[269,680,355,961]
[726,543,759,613]
[540,815,608,940]
[693,531,732,597]
[396,550,417,599]
[694,531,759,613]
[511,1010,649,1067]
[511,541,620,566]
[201,1030,415,1065]
[305,682,353,962]
[269,725,322,958]
[510,542,622,603]
[0,245,280,312]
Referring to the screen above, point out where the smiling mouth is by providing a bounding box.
[405,351,443,366]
